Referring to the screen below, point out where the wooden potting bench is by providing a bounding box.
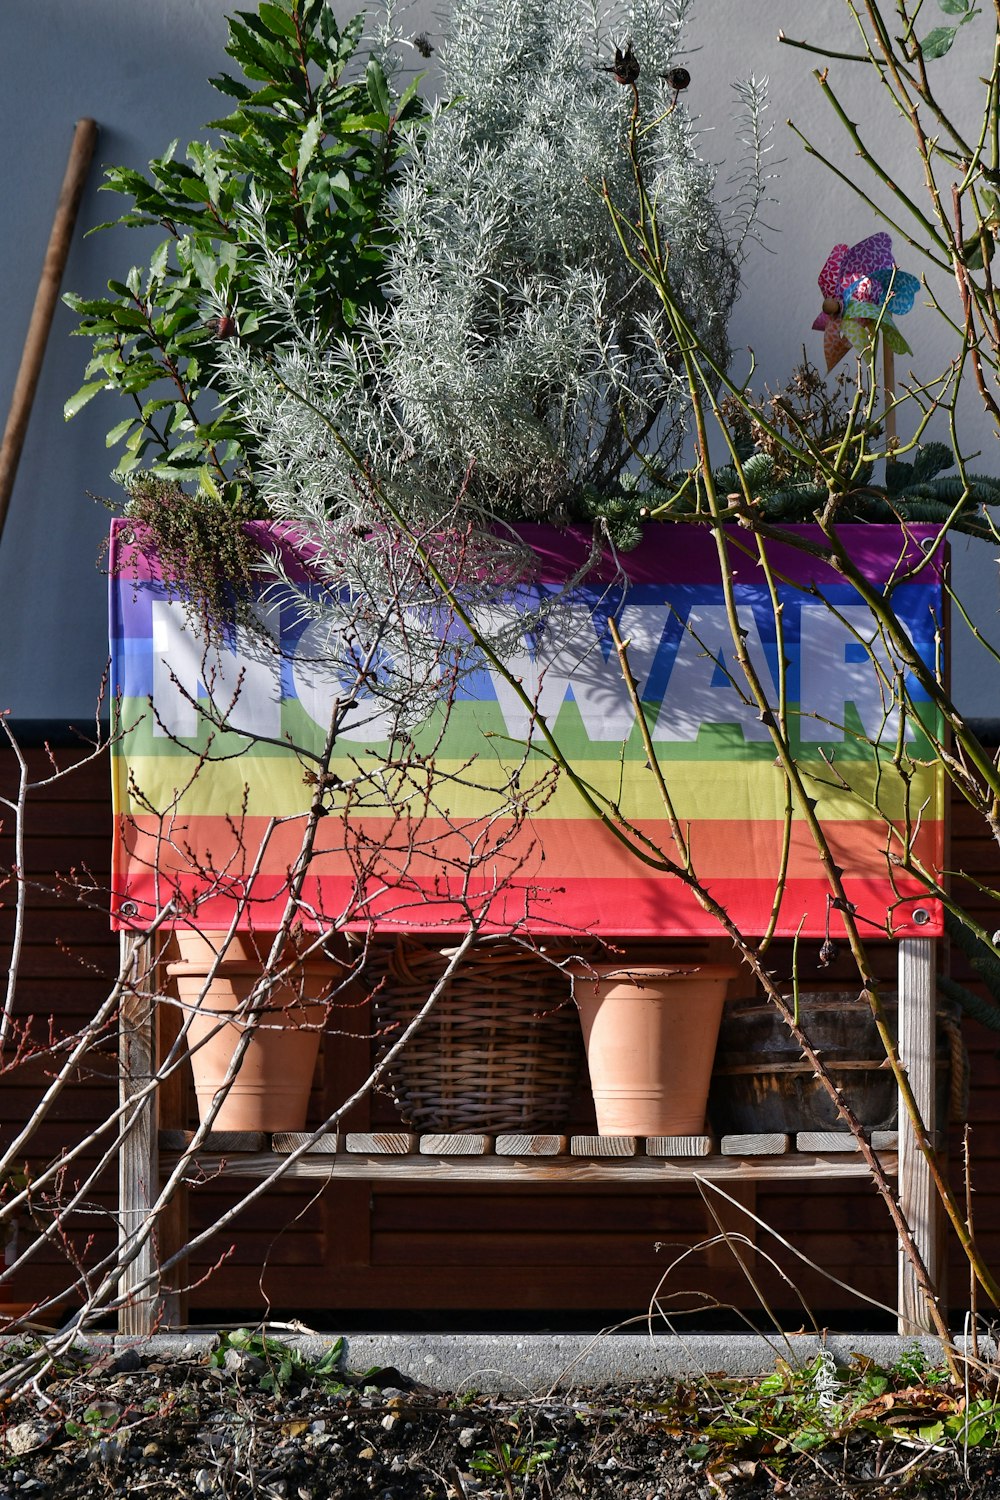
[118,936,941,1337]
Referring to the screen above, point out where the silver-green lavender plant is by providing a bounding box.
[222,0,768,528]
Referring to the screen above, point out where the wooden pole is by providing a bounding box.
[0,118,98,543]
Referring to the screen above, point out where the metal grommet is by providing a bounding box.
[918,537,936,553]
[912,907,931,926]
[119,900,139,919]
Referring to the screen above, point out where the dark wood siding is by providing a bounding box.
[4,727,997,1325]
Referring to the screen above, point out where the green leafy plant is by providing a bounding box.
[210,1328,348,1394]
[890,1342,952,1385]
[470,1421,559,1492]
[706,363,1000,531]
[607,357,1000,536]
[64,0,422,491]
[679,1351,1000,1483]
[65,1401,124,1443]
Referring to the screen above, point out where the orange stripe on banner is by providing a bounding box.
[116,811,943,884]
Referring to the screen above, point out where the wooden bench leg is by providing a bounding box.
[119,933,159,1335]
[897,936,942,1333]
[154,983,190,1328]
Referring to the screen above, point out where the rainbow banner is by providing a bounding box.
[110,521,945,938]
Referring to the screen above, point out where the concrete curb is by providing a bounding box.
[100,1331,984,1394]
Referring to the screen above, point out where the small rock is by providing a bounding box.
[223,1348,265,1376]
[195,1468,215,1493]
[86,1400,122,1425]
[95,1436,124,1464]
[5,1420,54,1457]
[143,1442,163,1460]
[458,1427,479,1449]
[358,1446,377,1461]
[381,1414,399,1433]
[112,1348,144,1374]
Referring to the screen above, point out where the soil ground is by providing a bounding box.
[1,1342,999,1498]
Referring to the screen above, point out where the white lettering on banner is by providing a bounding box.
[292,616,399,742]
[798,604,915,742]
[653,605,776,742]
[477,605,671,740]
[151,598,282,740]
[148,590,927,748]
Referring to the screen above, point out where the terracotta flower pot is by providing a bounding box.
[172,928,272,967]
[167,934,329,1132]
[573,963,739,1135]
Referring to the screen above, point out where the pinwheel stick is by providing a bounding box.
[883,341,896,447]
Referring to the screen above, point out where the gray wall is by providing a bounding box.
[2,0,232,720]
[1,0,996,718]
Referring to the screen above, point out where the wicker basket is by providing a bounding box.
[372,940,585,1132]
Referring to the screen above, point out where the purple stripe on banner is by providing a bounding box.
[111,517,945,594]
[516,523,944,588]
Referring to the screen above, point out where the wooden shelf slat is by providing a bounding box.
[164,1150,899,1185]
[720,1133,790,1156]
[796,1130,900,1154]
[645,1135,713,1157]
[494,1134,567,1156]
[419,1133,491,1156]
[272,1132,340,1154]
[160,1129,268,1153]
[347,1132,418,1155]
[571,1135,637,1157]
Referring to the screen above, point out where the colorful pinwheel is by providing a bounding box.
[812,232,919,373]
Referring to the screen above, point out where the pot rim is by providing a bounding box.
[570,962,741,981]
[165,959,333,977]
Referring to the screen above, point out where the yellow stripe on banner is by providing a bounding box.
[117,749,942,825]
